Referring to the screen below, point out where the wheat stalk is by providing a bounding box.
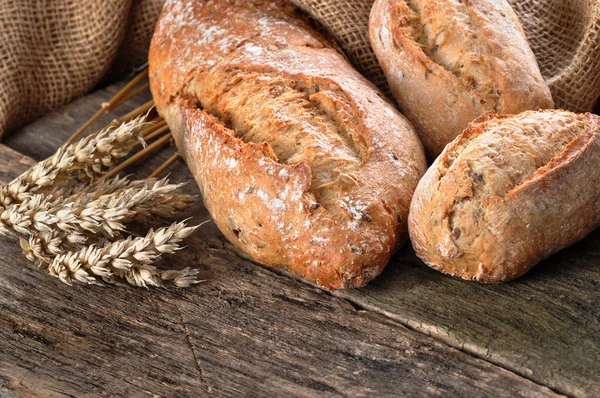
[48,174,140,201]
[3,69,204,289]
[2,176,140,257]
[0,177,192,239]
[65,68,150,145]
[29,221,202,287]
[2,178,196,283]
[0,117,148,210]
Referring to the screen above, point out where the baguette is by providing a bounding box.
[408,110,600,282]
[369,0,554,157]
[149,0,427,289]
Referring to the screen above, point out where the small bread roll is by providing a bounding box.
[369,0,554,157]
[409,110,600,282]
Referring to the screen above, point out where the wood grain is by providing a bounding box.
[0,144,34,183]
[0,137,557,396]
[3,79,598,397]
[334,245,600,397]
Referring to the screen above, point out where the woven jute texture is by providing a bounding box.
[111,0,165,77]
[0,0,598,137]
[0,0,132,135]
[289,0,387,94]
[508,0,600,113]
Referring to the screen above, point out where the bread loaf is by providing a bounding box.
[149,0,427,289]
[408,110,600,282]
[369,0,554,157]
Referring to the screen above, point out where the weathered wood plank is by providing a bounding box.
[11,80,600,397]
[333,244,600,397]
[0,144,34,183]
[0,143,558,397]
[2,79,595,397]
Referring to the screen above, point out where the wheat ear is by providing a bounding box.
[0,116,148,209]
[30,221,202,287]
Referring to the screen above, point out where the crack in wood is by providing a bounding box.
[199,237,570,396]
[174,301,213,396]
[329,291,573,398]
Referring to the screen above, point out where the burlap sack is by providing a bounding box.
[507,0,600,113]
[0,0,133,135]
[289,0,388,94]
[111,0,165,77]
[0,0,598,137]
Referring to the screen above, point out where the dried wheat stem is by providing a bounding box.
[66,110,105,146]
[150,153,181,178]
[143,124,170,141]
[102,133,172,180]
[66,69,149,145]
[112,100,155,127]
[138,119,167,139]
[113,82,150,109]
[107,68,149,109]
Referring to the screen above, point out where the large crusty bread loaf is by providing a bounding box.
[409,110,600,282]
[369,0,554,157]
[149,0,427,289]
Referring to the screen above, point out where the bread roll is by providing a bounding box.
[149,0,427,289]
[409,110,600,282]
[369,0,554,157]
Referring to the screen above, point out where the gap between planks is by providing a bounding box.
[240,255,572,398]
[332,293,569,397]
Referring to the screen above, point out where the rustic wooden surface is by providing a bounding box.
[0,80,598,397]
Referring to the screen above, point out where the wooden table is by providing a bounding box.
[0,81,598,397]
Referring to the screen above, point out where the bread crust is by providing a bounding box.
[408,110,600,282]
[369,0,554,157]
[149,0,427,289]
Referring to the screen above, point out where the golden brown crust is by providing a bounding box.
[369,0,554,157]
[408,109,600,282]
[149,0,427,289]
